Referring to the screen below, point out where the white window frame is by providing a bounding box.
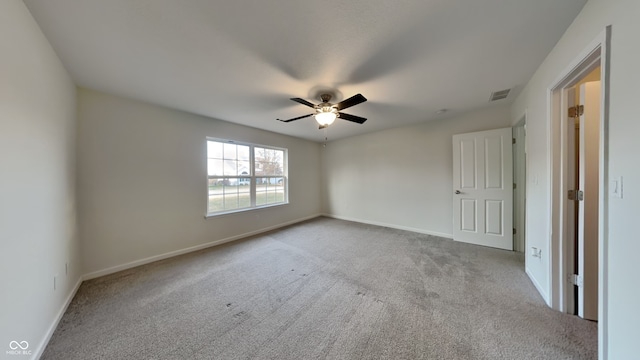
[205,137,288,217]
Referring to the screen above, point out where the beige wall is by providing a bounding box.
[77,89,322,276]
[511,0,640,357]
[0,0,80,357]
[322,105,511,237]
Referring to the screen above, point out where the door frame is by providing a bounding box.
[512,116,527,253]
[547,27,610,359]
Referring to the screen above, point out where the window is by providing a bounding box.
[207,139,287,216]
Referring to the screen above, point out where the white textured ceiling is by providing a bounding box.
[24,0,586,142]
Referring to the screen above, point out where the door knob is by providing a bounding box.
[455,190,461,194]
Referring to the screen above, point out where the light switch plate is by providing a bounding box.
[612,177,623,199]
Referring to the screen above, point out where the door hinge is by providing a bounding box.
[513,228,516,235]
[568,105,584,118]
[512,138,516,144]
[568,190,584,201]
[513,183,516,189]
[569,274,584,287]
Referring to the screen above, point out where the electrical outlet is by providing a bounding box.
[53,275,57,291]
[65,262,68,276]
[531,247,542,259]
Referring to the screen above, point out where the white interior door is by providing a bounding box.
[578,81,600,320]
[452,128,513,250]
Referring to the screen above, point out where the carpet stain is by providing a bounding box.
[426,291,440,299]
[233,311,246,318]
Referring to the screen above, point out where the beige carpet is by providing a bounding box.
[42,217,597,359]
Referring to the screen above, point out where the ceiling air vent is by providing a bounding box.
[489,88,511,101]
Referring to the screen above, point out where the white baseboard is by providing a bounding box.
[526,266,550,306]
[322,213,453,239]
[83,213,322,280]
[32,277,83,360]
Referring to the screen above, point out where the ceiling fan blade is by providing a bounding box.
[290,98,316,108]
[277,113,314,123]
[338,112,367,124]
[336,94,367,111]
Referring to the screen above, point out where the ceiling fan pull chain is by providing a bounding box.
[324,127,328,147]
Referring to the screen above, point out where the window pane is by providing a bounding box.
[254,177,285,206]
[274,150,284,173]
[269,191,278,203]
[223,143,237,160]
[224,194,239,210]
[256,177,266,206]
[255,147,284,176]
[264,148,274,161]
[208,177,225,213]
[238,192,251,208]
[254,148,264,175]
[224,184,238,194]
[207,141,223,159]
[208,159,224,176]
[237,145,250,161]
[207,176,252,213]
[208,178,225,195]
[223,159,237,176]
[256,191,266,206]
[208,194,225,212]
[238,161,250,176]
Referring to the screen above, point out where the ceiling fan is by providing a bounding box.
[277,93,367,129]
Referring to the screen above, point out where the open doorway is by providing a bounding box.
[547,27,610,358]
[566,68,601,319]
[551,50,601,318]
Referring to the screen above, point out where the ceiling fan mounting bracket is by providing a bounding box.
[320,93,332,103]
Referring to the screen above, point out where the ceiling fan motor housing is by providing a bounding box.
[320,93,332,103]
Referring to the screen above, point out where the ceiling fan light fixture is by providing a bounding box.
[278,93,366,126]
[315,107,338,126]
